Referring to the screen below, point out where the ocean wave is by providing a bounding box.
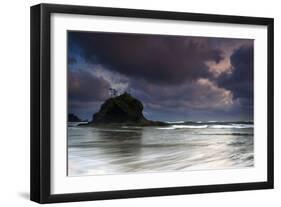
[165,121,185,124]
[210,124,253,129]
[157,124,253,130]
[158,125,208,130]
[121,126,143,129]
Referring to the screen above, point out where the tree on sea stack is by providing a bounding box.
[109,88,118,97]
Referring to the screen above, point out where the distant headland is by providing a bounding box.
[68,113,88,123]
[68,113,82,122]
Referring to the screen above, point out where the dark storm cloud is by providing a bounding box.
[132,78,233,113]
[68,32,223,85]
[68,56,77,65]
[68,69,110,102]
[218,45,253,101]
[68,31,254,121]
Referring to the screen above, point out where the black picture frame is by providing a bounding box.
[30,3,274,204]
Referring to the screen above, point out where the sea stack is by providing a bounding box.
[86,92,167,126]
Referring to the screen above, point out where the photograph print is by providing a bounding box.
[67,31,254,177]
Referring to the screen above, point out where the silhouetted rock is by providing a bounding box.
[84,92,168,126]
[68,113,82,122]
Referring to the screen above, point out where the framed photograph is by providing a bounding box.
[30,3,274,203]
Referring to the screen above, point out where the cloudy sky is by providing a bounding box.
[68,31,253,122]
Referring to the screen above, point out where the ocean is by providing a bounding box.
[67,121,254,176]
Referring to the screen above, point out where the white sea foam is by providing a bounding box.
[157,125,208,130]
[158,124,253,130]
[121,126,142,129]
[165,121,185,124]
[68,125,254,176]
[210,124,253,129]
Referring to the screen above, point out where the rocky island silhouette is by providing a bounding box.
[80,92,168,127]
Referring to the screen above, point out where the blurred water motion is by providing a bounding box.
[68,124,254,176]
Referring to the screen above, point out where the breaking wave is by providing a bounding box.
[158,123,253,130]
